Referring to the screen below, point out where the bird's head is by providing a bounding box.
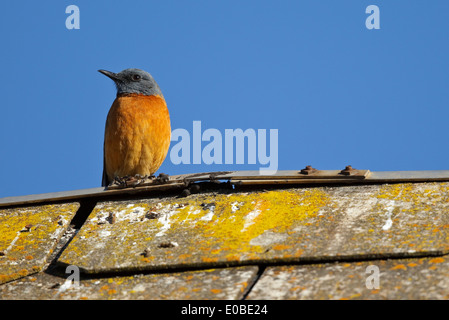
[98,68,163,96]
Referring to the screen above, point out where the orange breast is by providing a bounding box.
[104,94,171,182]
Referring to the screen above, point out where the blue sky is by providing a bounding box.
[1,1,448,198]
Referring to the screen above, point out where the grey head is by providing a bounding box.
[98,68,163,96]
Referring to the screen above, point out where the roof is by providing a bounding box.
[1,169,449,300]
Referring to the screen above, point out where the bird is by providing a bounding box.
[98,68,171,187]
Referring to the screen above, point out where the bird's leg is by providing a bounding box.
[110,173,170,188]
[110,175,140,188]
[111,175,125,187]
[131,174,147,187]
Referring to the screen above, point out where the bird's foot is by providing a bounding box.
[111,174,146,188]
[109,173,170,189]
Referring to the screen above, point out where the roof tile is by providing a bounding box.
[0,266,257,300]
[248,256,449,300]
[57,183,449,274]
[0,203,80,284]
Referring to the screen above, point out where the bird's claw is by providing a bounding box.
[110,174,146,188]
[109,173,170,189]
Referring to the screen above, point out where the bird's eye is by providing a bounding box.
[132,74,142,81]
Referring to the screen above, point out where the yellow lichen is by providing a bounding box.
[151,189,330,255]
[61,189,331,268]
[375,183,444,216]
[429,257,445,264]
[210,289,222,294]
[390,264,407,271]
[0,203,79,284]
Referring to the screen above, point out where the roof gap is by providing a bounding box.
[70,200,97,229]
[241,265,266,300]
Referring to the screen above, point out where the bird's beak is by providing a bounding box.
[98,69,120,81]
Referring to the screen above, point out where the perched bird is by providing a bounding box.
[99,68,171,187]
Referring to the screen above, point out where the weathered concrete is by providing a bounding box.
[3,179,449,300]
[0,266,258,300]
[247,256,449,300]
[57,183,449,274]
[0,203,80,284]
